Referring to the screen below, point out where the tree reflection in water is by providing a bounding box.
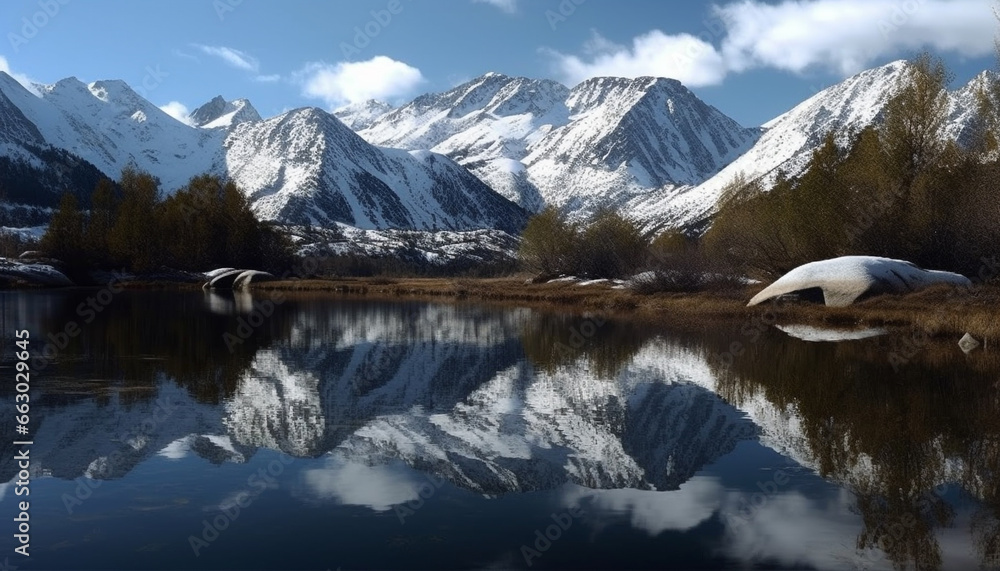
[705,323,1000,570]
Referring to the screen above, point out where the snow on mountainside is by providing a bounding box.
[0,59,993,237]
[523,76,759,218]
[190,95,262,129]
[0,79,44,151]
[355,61,992,233]
[334,99,394,131]
[0,74,225,191]
[945,70,998,148]
[641,61,992,230]
[639,61,911,228]
[356,73,571,211]
[0,73,114,211]
[223,107,528,231]
[354,72,759,217]
[0,72,525,233]
[289,224,521,268]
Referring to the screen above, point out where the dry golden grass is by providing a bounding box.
[252,276,1000,342]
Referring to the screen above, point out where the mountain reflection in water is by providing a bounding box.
[0,289,998,570]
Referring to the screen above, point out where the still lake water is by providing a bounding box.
[0,289,999,570]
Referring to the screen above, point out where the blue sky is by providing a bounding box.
[0,0,997,126]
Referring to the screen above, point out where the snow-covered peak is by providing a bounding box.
[762,59,908,131]
[223,103,528,231]
[38,75,189,130]
[455,73,569,119]
[349,73,572,210]
[0,72,46,115]
[567,75,683,114]
[190,95,227,125]
[0,77,43,147]
[4,74,225,191]
[87,79,136,102]
[350,70,757,217]
[946,69,999,147]
[642,60,913,229]
[522,73,760,218]
[962,69,998,91]
[191,95,261,129]
[359,72,570,149]
[333,99,393,130]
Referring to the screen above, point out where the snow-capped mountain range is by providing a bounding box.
[344,60,991,230]
[345,72,760,217]
[0,73,528,233]
[0,59,991,236]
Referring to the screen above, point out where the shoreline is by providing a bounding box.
[249,276,1000,342]
[5,274,996,343]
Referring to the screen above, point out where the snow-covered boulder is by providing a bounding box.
[0,259,73,287]
[232,270,275,291]
[747,256,971,307]
[18,251,45,260]
[203,267,237,279]
[206,269,245,290]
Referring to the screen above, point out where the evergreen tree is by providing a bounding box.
[839,125,894,254]
[220,178,262,268]
[107,165,162,271]
[85,178,117,266]
[160,175,223,269]
[40,192,85,265]
[159,174,293,273]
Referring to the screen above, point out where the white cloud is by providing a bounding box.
[545,0,997,86]
[545,30,728,87]
[194,44,260,73]
[472,0,517,14]
[159,101,195,126]
[296,56,425,107]
[561,477,724,536]
[0,55,40,94]
[253,74,281,83]
[303,457,426,512]
[717,0,997,76]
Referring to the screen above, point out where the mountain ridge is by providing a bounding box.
[0,59,991,237]
[0,74,528,233]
